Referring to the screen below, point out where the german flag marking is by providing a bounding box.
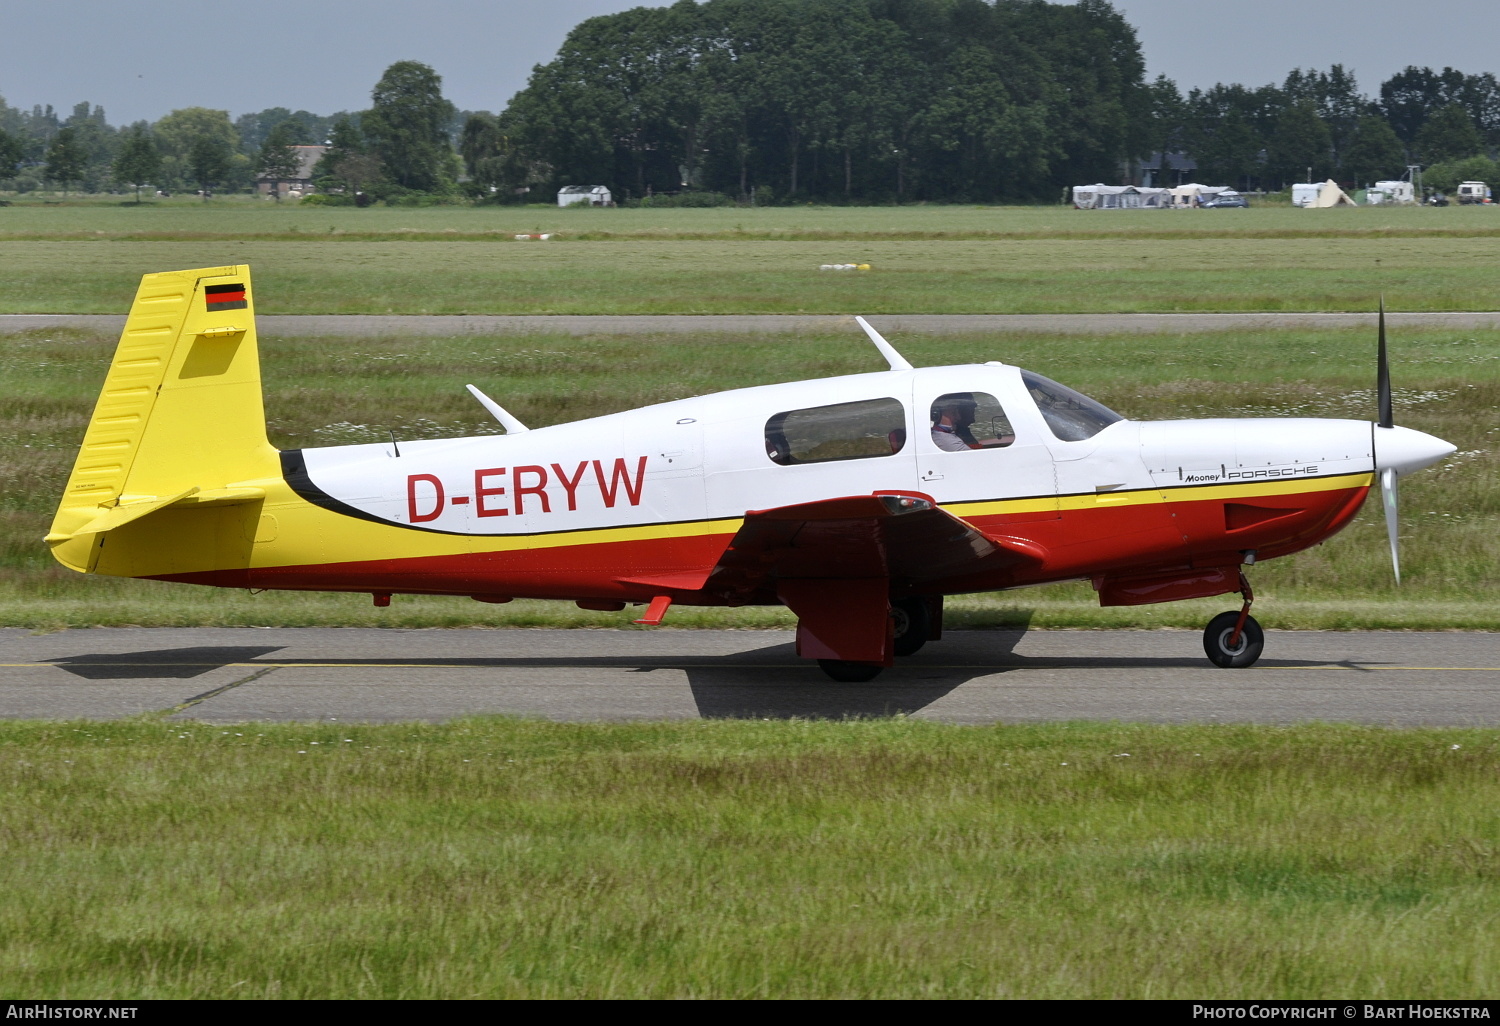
[205,283,247,311]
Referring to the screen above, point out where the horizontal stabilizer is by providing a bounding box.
[44,486,265,545]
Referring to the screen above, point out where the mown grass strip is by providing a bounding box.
[5,198,1500,244]
[0,718,1495,998]
[8,235,1500,314]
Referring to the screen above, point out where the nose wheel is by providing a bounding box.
[1203,571,1263,668]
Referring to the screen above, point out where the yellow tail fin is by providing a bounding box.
[47,265,279,573]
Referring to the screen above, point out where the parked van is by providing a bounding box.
[1456,181,1491,204]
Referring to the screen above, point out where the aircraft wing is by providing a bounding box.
[701,493,1045,603]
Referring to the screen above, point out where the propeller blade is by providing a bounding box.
[1381,466,1400,585]
[1377,297,1393,429]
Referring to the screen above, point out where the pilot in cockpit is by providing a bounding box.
[931,396,983,451]
[930,392,1015,451]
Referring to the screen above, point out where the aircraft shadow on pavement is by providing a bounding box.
[48,646,286,680]
[41,622,1357,718]
[676,634,1041,718]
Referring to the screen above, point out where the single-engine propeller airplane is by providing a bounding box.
[49,266,1456,680]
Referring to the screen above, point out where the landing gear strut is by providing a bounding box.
[1203,571,1263,668]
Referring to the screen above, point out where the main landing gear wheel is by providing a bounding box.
[818,659,883,682]
[891,597,930,657]
[1203,611,1264,668]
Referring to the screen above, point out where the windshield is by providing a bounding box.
[1021,371,1124,441]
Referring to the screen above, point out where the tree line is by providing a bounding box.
[488,0,1500,201]
[0,64,475,203]
[481,0,1148,204]
[5,0,1500,205]
[1154,64,1500,194]
[0,100,346,196]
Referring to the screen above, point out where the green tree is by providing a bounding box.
[1422,155,1500,195]
[234,107,328,153]
[1416,103,1483,163]
[458,112,507,197]
[1341,116,1407,184]
[187,135,231,199]
[312,115,384,199]
[1265,100,1333,186]
[312,116,362,181]
[362,60,459,193]
[0,127,22,181]
[1141,75,1186,186]
[1380,66,1458,147]
[153,108,242,191]
[61,102,116,191]
[1184,85,1270,187]
[256,122,304,201]
[498,0,1150,204]
[44,127,87,194]
[112,124,161,202]
[1282,65,1367,167]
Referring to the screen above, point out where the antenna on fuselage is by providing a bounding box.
[854,316,913,371]
[466,384,530,434]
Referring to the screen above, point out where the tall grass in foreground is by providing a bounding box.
[0,719,1495,998]
[3,326,1496,628]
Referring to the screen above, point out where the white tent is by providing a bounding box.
[1293,179,1355,208]
[1170,183,1235,208]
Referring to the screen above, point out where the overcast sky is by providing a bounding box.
[2,0,1496,126]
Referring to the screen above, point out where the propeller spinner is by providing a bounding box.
[1371,300,1457,583]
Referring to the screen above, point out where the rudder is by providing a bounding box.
[47,266,279,573]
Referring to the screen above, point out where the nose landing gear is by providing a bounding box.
[1203,571,1263,668]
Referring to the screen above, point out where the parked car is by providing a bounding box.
[1201,194,1248,208]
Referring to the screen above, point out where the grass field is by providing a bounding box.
[6,202,1500,314]
[3,324,1493,630]
[0,717,1496,998]
[8,195,1500,239]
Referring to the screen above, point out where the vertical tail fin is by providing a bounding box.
[47,265,279,572]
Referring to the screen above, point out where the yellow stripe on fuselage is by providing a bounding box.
[946,471,1374,520]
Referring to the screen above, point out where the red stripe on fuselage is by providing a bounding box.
[150,483,1370,602]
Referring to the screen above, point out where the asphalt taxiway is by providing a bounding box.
[2,627,1497,725]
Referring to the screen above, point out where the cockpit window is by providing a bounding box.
[1021,371,1123,441]
[765,398,906,465]
[928,392,1015,450]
